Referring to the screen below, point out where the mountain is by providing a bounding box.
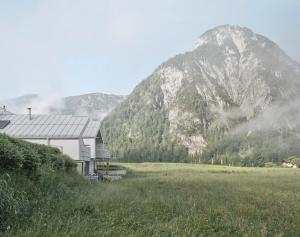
[101,25,300,164]
[1,93,126,120]
[55,93,126,120]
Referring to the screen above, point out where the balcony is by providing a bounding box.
[96,146,111,160]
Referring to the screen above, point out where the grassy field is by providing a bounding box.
[5,163,300,237]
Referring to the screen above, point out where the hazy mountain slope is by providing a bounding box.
[57,93,127,120]
[1,94,39,114]
[101,25,300,162]
[1,93,126,120]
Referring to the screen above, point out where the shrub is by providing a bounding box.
[0,136,24,171]
[0,134,76,173]
[264,162,277,168]
[0,134,81,233]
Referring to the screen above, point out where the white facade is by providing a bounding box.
[25,138,81,160]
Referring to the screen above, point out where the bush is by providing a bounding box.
[264,162,277,168]
[0,134,80,233]
[0,134,76,173]
[0,137,24,171]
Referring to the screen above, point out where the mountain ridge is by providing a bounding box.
[1,92,127,120]
[101,25,300,163]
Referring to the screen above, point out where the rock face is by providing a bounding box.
[101,25,300,161]
[1,93,126,120]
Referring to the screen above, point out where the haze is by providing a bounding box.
[0,0,299,100]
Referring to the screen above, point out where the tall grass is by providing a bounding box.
[3,162,300,237]
[0,134,81,233]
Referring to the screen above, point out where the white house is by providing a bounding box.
[0,107,110,175]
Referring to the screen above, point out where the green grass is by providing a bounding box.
[4,163,300,237]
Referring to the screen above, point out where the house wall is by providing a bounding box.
[25,138,90,175]
[24,139,48,145]
[83,138,96,158]
[22,138,99,175]
[50,139,80,160]
[25,139,81,160]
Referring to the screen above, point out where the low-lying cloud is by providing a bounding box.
[2,95,65,115]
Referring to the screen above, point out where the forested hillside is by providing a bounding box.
[101,25,300,165]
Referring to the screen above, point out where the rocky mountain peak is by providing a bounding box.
[102,25,300,161]
[196,25,272,54]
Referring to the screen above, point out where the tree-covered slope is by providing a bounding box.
[101,25,300,163]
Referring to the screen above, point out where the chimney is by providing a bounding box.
[2,105,6,112]
[27,108,32,120]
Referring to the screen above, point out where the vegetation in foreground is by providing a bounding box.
[1,136,300,237]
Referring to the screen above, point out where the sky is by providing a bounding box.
[0,0,299,100]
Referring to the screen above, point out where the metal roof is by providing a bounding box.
[0,114,101,139]
[82,120,101,138]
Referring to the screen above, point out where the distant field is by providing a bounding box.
[6,163,300,237]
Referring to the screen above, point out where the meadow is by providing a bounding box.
[4,163,300,237]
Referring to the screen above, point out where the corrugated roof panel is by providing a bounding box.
[0,114,92,139]
[74,124,85,137]
[73,117,82,124]
[33,122,46,136]
[50,125,62,137]
[66,116,75,125]
[84,127,92,137]
[48,115,57,124]
[5,124,18,135]
[30,115,41,125]
[84,127,91,137]
[82,121,101,138]
[42,115,54,125]
[25,125,39,137]
[66,124,80,137]
[20,125,35,137]
[63,116,73,125]
[68,125,77,137]
[53,125,65,137]
[53,115,64,125]
[27,125,42,137]
[11,125,27,137]
[36,115,46,125]
[46,125,59,137]
[23,116,34,125]
[60,124,72,136]
[54,125,66,137]
[39,124,53,137]
[12,115,24,124]
[10,124,23,136]
[7,115,17,124]
[4,125,14,135]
